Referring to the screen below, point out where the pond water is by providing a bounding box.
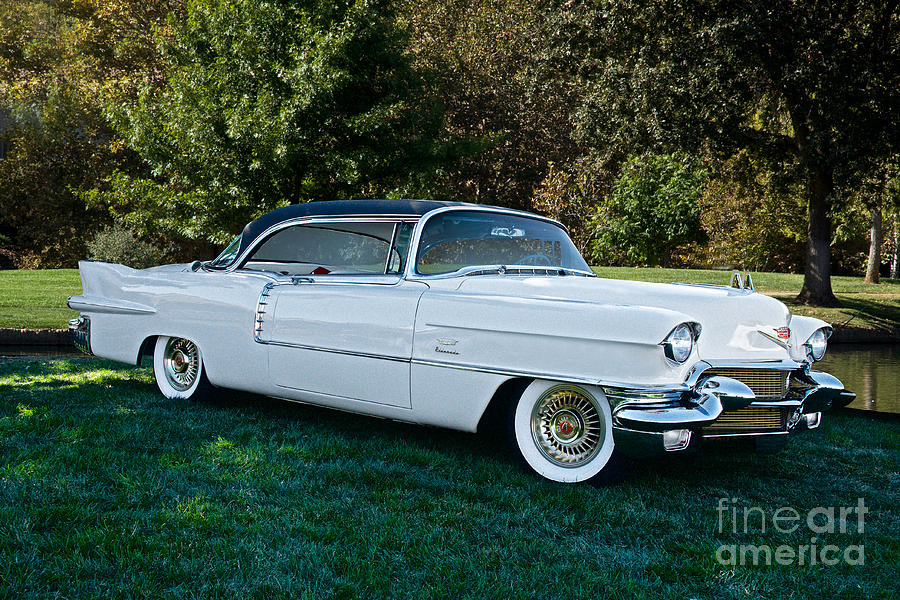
[2,343,898,414]
[817,344,900,415]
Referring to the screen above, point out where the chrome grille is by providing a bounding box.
[704,407,787,433]
[704,368,789,401]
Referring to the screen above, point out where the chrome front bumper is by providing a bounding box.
[68,316,93,355]
[608,362,854,457]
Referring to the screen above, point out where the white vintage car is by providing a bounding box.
[68,200,853,483]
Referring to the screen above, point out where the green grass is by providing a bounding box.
[0,267,898,333]
[0,269,81,329]
[1,358,898,598]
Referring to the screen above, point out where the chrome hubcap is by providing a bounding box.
[163,338,200,391]
[531,386,604,467]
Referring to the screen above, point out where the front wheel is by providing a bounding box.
[509,380,622,484]
[153,336,213,400]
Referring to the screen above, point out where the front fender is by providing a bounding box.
[788,315,832,363]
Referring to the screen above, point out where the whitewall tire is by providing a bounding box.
[153,336,212,400]
[510,379,617,484]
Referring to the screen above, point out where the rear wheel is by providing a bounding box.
[153,336,213,400]
[509,380,622,484]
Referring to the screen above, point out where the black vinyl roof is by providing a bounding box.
[237,199,466,257]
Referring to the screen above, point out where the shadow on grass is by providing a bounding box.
[3,358,898,598]
[774,294,900,332]
[4,358,892,492]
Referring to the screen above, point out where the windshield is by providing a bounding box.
[209,235,242,268]
[415,210,591,275]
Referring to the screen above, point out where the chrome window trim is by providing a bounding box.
[403,205,581,280]
[384,223,400,274]
[414,264,597,280]
[225,215,421,274]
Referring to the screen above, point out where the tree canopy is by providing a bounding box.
[561,0,900,304]
[590,154,706,267]
[1,0,898,301]
[97,0,444,244]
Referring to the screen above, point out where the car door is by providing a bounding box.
[248,220,423,408]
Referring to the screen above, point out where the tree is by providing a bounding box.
[589,154,706,267]
[399,0,582,211]
[0,0,182,266]
[561,0,900,305]
[100,0,444,244]
[861,159,899,283]
[532,162,601,253]
[700,151,807,273]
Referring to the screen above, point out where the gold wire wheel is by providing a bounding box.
[162,338,200,392]
[530,386,605,467]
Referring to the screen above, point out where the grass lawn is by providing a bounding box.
[0,269,82,330]
[1,358,897,598]
[0,267,897,333]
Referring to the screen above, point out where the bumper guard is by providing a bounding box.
[608,364,851,457]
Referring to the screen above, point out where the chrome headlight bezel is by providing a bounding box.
[661,322,700,364]
[804,327,831,362]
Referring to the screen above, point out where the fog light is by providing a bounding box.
[804,412,822,429]
[663,429,692,451]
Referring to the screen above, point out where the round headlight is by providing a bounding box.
[805,328,828,362]
[664,323,695,363]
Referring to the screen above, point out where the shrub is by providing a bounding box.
[87,223,165,269]
[590,154,706,267]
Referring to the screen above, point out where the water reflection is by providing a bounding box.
[817,344,900,414]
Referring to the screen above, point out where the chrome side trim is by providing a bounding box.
[261,339,408,363]
[254,281,290,342]
[66,295,156,315]
[411,358,604,387]
[605,389,686,405]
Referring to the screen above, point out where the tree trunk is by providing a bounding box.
[864,205,882,284]
[891,213,900,279]
[797,164,839,306]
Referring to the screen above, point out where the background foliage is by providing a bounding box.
[589,154,706,267]
[1,0,898,299]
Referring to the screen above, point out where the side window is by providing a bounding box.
[387,222,414,274]
[242,221,398,275]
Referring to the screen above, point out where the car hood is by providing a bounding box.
[451,275,794,362]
